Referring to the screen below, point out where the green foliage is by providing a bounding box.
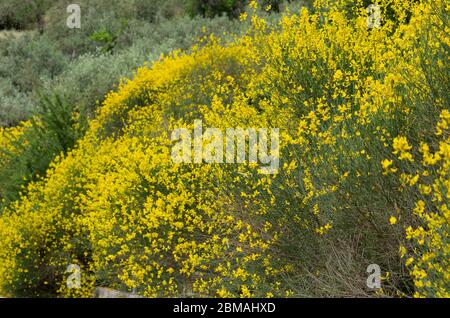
[89,30,118,54]
[43,0,133,56]
[184,0,297,17]
[43,0,191,57]
[37,94,83,152]
[184,0,246,18]
[0,33,68,127]
[0,0,57,30]
[135,0,187,22]
[0,34,68,93]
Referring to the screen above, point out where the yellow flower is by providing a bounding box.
[333,70,344,81]
[382,159,393,170]
[381,159,397,174]
[393,136,413,161]
[399,245,406,258]
[240,285,252,297]
[389,216,397,225]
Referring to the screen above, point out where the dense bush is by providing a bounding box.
[185,0,246,18]
[43,0,138,56]
[0,34,68,93]
[0,33,68,127]
[184,0,293,18]
[42,0,204,57]
[0,0,57,30]
[0,0,447,298]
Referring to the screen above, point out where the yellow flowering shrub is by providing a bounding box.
[389,110,449,297]
[0,0,448,297]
